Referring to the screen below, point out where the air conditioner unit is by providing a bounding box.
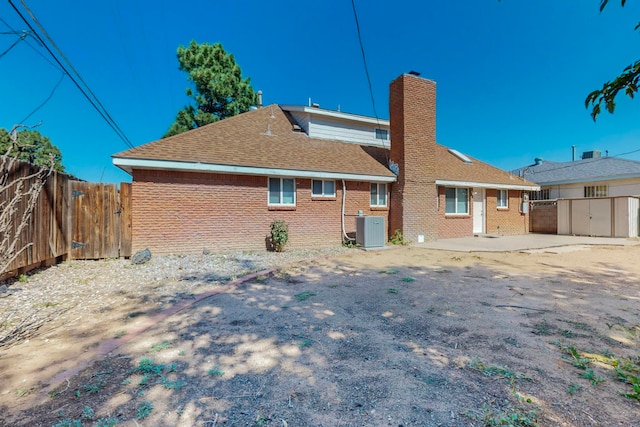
[355,216,385,248]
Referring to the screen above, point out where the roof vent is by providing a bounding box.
[292,124,303,132]
[448,148,472,164]
[534,157,543,165]
[408,70,421,76]
[311,102,320,108]
[261,123,273,136]
[582,150,601,159]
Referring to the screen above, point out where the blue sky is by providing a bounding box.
[1,0,639,183]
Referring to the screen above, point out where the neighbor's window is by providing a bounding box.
[375,128,388,140]
[530,189,550,200]
[497,189,508,209]
[370,183,387,206]
[445,187,468,214]
[269,177,295,205]
[584,185,607,198]
[312,179,336,197]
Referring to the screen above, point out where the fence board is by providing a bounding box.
[2,157,132,276]
[1,158,69,274]
[120,182,132,257]
[70,182,123,260]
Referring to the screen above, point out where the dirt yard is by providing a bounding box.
[1,243,640,426]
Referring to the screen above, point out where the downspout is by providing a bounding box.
[342,179,355,242]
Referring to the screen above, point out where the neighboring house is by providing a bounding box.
[514,153,640,238]
[113,73,538,254]
[514,152,640,200]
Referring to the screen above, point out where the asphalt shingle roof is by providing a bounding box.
[435,145,534,187]
[113,105,395,179]
[113,104,536,188]
[513,157,640,185]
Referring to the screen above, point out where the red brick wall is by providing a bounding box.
[436,187,529,238]
[437,186,473,238]
[131,169,388,254]
[485,189,529,235]
[389,73,438,242]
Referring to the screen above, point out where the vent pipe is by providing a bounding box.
[257,90,263,108]
[572,145,576,162]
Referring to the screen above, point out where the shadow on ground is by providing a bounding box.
[2,247,640,426]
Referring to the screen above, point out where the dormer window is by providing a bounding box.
[375,129,388,140]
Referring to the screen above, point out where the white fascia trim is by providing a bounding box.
[280,105,390,127]
[113,157,397,183]
[436,179,539,191]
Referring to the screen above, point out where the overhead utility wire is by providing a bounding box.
[351,0,382,131]
[17,0,134,149]
[19,72,65,124]
[0,17,61,71]
[9,0,135,149]
[0,30,27,58]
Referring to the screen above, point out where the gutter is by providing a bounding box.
[112,157,397,183]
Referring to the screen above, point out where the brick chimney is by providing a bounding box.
[388,73,438,243]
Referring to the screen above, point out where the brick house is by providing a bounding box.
[113,73,538,254]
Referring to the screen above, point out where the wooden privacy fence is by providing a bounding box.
[1,157,131,277]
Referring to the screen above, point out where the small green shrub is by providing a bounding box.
[149,340,172,352]
[52,420,82,427]
[294,291,316,301]
[208,366,224,377]
[95,418,118,427]
[137,401,153,419]
[161,377,185,389]
[133,358,165,375]
[567,383,583,395]
[83,383,101,394]
[298,338,313,348]
[82,405,94,419]
[269,220,289,252]
[389,229,409,245]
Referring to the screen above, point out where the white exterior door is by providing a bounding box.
[473,188,485,234]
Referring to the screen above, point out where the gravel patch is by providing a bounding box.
[0,247,348,347]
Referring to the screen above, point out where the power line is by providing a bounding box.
[0,17,59,70]
[18,0,134,149]
[8,0,135,149]
[19,71,65,124]
[351,0,381,128]
[0,29,27,58]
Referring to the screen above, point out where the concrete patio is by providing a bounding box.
[414,233,640,253]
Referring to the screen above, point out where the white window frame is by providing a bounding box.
[530,189,550,201]
[370,183,387,207]
[584,185,607,198]
[445,187,469,215]
[268,177,296,206]
[311,179,336,198]
[497,189,508,209]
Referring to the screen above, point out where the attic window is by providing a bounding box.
[375,129,388,140]
[448,148,472,164]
